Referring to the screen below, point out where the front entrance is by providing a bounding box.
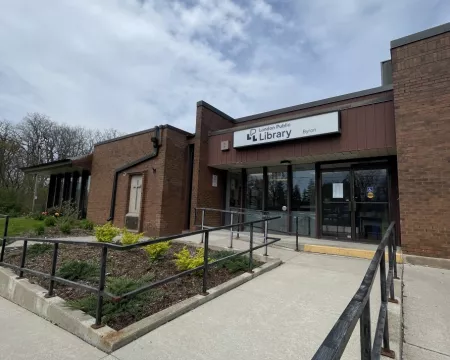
[321,166,389,241]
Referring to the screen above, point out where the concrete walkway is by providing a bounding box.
[402,264,450,360]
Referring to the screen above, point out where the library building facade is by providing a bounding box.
[24,23,450,259]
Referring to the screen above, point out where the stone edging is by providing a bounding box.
[0,245,281,353]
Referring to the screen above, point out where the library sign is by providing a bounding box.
[233,111,340,148]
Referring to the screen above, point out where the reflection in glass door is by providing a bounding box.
[321,171,352,239]
[321,166,390,242]
[353,169,389,241]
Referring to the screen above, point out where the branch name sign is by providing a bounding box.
[233,111,340,148]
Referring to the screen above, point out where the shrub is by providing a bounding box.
[34,224,45,236]
[174,246,205,271]
[27,243,53,257]
[68,274,160,325]
[213,250,259,273]
[44,216,56,227]
[79,219,94,231]
[31,212,45,221]
[59,222,72,234]
[94,222,121,243]
[144,241,171,261]
[57,260,99,281]
[121,229,144,245]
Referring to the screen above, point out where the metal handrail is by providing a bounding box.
[0,215,281,328]
[312,221,399,360]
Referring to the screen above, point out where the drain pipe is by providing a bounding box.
[107,126,161,222]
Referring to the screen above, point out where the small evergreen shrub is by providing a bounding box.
[34,224,45,236]
[59,222,72,234]
[174,247,205,271]
[212,250,257,273]
[144,241,171,261]
[94,222,120,243]
[44,216,56,227]
[121,229,144,245]
[57,260,99,281]
[27,243,53,257]
[68,274,159,325]
[79,219,94,230]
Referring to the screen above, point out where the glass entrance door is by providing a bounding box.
[353,168,389,241]
[321,171,353,239]
[321,166,390,242]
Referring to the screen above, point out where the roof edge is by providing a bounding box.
[197,100,235,123]
[94,124,193,147]
[235,85,393,123]
[391,22,450,49]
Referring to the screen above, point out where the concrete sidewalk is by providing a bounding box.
[0,296,107,360]
[402,264,450,360]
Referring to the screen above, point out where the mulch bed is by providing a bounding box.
[3,242,258,330]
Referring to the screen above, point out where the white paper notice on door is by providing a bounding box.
[333,183,343,198]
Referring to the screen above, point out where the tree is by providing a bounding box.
[0,112,124,214]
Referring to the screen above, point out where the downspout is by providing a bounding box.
[107,126,161,222]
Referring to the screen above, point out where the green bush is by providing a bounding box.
[68,275,159,325]
[174,246,205,271]
[59,222,72,234]
[57,260,99,281]
[79,219,94,230]
[27,243,53,257]
[44,216,56,227]
[121,229,144,245]
[213,250,258,273]
[34,224,45,236]
[32,212,45,221]
[94,222,121,243]
[144,241,171,261]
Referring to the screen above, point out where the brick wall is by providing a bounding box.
[87,127,189,237]
[392,31,450,258]
[190,103,233,229]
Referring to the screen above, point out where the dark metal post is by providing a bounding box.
[379,255,392,355]
[202,231,209,294]
[46,243,59,297]
[360,298,372,360]
[264,219,268,256]
[387,232,396,303]
[308,216,311,237]
[18,240,28,278]
[295,217,299,251]
[392,226,399,279]
[93,245,108,328]
[0,215,9,262]
[248,223,254,273]
[229,212,233,248]
[201,209,205,244]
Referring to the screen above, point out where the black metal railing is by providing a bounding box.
[0,215,281,328]
[312,221,399,360]
[194,207,312,251]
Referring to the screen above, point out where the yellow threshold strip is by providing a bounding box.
[303,244,403,264]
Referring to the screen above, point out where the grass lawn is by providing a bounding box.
[0,217,44,236]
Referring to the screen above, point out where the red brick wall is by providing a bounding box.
[87,130,156,225]
[392,31,450,258]
[87,127,189,237]
[190,104,233,229]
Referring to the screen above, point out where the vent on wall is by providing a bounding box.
[125,214,139,232]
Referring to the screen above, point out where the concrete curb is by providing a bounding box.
[403,254,450,270]
[0,245,282,353]
[303,244,404,263]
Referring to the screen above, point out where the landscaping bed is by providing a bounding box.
[3,242,261,330]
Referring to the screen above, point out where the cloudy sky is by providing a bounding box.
[0,0,449,134]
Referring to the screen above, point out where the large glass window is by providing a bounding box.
[229,171,242,208]
[267,166,288,211]
[291,165,316,236]
[246,168,263,210]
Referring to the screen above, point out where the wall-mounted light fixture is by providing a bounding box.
[280,160,291,165]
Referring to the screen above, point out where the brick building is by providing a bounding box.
[25,23,450,259]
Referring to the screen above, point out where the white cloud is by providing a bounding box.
[0,0,449,134]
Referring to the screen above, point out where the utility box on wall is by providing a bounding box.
[125,215,139,231]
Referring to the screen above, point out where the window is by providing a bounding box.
[292,166,316,212]
[246,168,263,210]
[267,166,288,211]
[128,175,143,215]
